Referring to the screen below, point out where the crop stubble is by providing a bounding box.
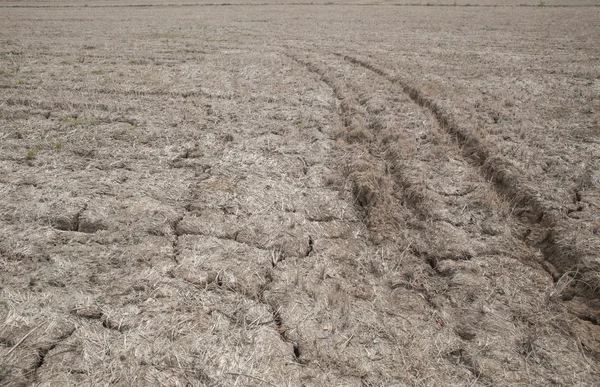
[0,2,599,386]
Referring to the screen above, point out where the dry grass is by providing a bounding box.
[1,1,599,386]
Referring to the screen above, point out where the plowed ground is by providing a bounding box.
[1,2,599,386]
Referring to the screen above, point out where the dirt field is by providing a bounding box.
[1,1,599,386]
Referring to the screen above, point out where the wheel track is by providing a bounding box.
[285,48,600,380]
[284,50,488,378]
[287,50,478,269]
[336,52,600,325]
[285,52,396,224]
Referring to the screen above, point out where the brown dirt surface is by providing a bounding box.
[1,1,599,386]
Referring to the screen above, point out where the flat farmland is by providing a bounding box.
[0,1,599,386]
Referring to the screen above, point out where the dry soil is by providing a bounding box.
[0,1,599,386]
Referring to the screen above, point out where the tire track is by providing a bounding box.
[286,49,599,380]
[284,52,394,222]
[284,50,493,380]
[291,53,482,282]
[337,52,600,324]
[286,49,482,303]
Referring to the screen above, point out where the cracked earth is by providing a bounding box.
[1,1,599,386]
